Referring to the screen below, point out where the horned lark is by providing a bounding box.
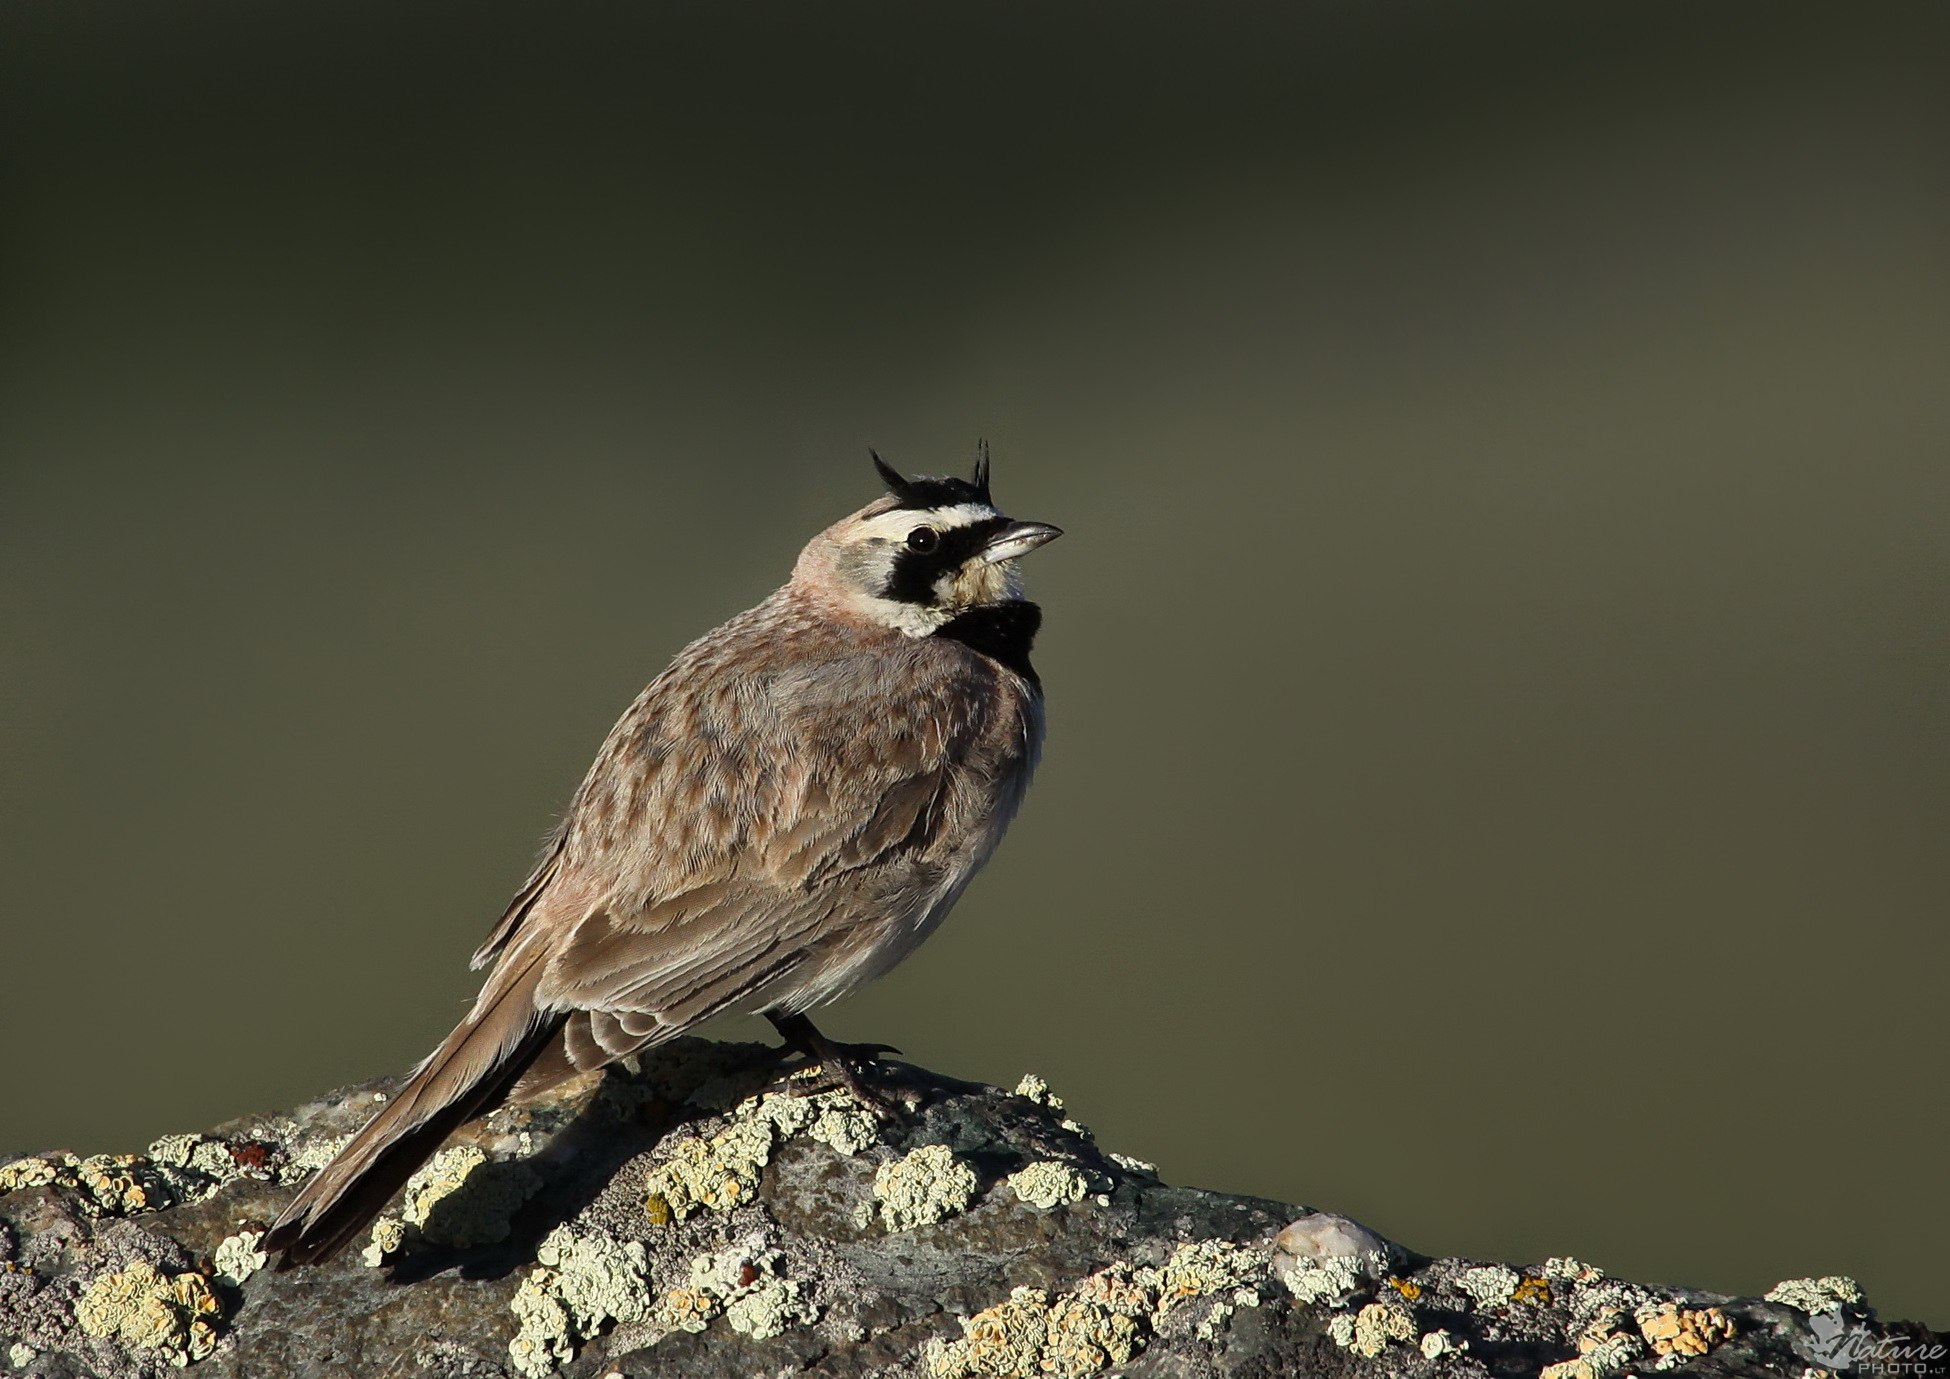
[264,451,1060,1265]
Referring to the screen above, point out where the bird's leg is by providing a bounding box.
[765,1012,906,1120]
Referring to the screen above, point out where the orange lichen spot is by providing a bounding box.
[1387,1277,1424,1301]
[1639,1304,1735,1358]
[1512,1275,1553,1306]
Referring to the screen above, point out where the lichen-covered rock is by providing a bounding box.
[1327,1299,1417,1358]
[75,1259,222,1366]
[1005,1159,1091,1211]
[1272,1211,1393,1306]
[641,1116,776,1221]
[1,1037,1939,1379]
[506,1223,652,1377]
[1456,1262,1521,1310]
[1766,1274,1865,1313]
[1635,1300,1736,1360]
[871,1143,980,1230]
[211,1231,267,1288]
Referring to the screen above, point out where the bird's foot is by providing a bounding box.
[765,1013,910,1121]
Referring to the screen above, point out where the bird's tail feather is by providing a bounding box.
[264,953,561,1267]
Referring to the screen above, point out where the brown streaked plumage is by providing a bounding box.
[263,453,1060,1266]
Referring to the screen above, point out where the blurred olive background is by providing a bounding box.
[3,0,1946,1325]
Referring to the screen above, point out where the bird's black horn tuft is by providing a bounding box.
[871,449,911,496]
[971,440,992,503]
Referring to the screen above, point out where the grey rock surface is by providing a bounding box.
[1,1040,1939,1378]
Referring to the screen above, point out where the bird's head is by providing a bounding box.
[796,449,1063,635]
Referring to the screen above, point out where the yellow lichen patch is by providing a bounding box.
[636,1087,881,1226]
[926,1265,1158,1379]
[1142,1239,1266,1323]
[1013,1074,1064,1111]
[402,1145,541,1249]
[0,1156,63,1194]
[968,1287,1052,1373]
[76,1260,222,1365]
[652,1285,720,1334]
[74,1156,161,1215]
[872,1145,981,1231]
[212,1230,268,1287]
[1326,1300,1417,1358]
[1636,1303,1735,1359]
[1767,1276,1865,1313]
[507,1226,652,1379]
[928,1243,1272,1379]
[508,1270,575,1379]
[648,1242,818,1343]
[1573,1310,1646,1377]
[1043,1289,1142,1378]
[642,1117,775,1220]
[1006,1160,1092,1211]
[362,1216,407,1268]
[1511,1275,1553,1306]
[1387,1277,1423,1302]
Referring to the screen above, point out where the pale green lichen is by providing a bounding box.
[1568,1278,1655,1330]
[8,1343,37,1369]
[1194,1295,1245,1343]
[872,1144,980,1230]
[278,1132,352,1185]
[508,1275,575,1379]
[0,1141,249,1216]
[361,1216,406,1268]
[1544,1255,1604,1283]
[643,1116,776,1220]
[0,1157,59,1194]
[806,1100,879,1155]
[507,1225,651,1378]
[723,1272,816,1340]
[145,1135,260,1210]
[1007,1160,1092,1211]
[1106,1150,1158,1177]
[1271,1213,1391,1306]
[638,1086,881,1224]
[538,1226,652,1332]
[1278,1251,1380,1306]
[74,1154,172,1216]
[928,1249,1268,1379]
[1144,1239,1267,1324]
[1573,1311,1645,1377]
[1765,1275,1864,1313]
[147,1135,244,1182]
[76,1259,222,1365]
[926,1286,1051,1378]
[1457,1263,1521,1310]
[1013,1073,1064,1110]
[400,1145,541,1248]
[1327,1300,1417,1358]
[2,1152,175,1217]
[212,1230,268,1287]
[1041,1270,1149,1378]
[647,1241,817,1342]
[1419,1328,1463,1359]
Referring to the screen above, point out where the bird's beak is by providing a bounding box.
[980,520,1064,564]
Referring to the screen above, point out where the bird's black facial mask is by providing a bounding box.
[880,514,1015,606]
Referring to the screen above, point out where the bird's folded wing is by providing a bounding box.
[535,756,956,1031]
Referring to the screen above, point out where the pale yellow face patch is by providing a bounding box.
[939,557,1021,610]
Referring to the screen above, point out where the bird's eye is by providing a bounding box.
[905,527,940,553]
